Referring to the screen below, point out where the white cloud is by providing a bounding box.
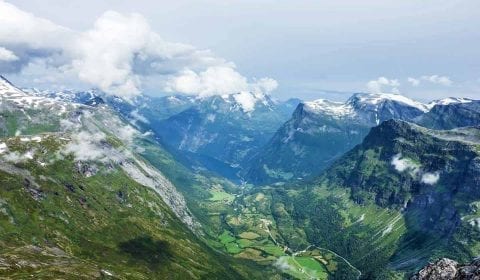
[130,109,149,124]
[421,75,453,86]
[165,66,278,97]
[165,66,248,96]
[116,125,138,144]
[391,153,420,175]
[0,2,277,99]
[2,150,35,163]
[63,131,107,161]
[421,172,440,185]
[0,2,71,49]
[252,77,278,93]
[407,77,420,87]
[274,257,292,271]
[367,77,400,94]
[0,47,18,61]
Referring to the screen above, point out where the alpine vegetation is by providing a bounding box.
[1,1,479,279]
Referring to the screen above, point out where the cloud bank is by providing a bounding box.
[0,1,277,99]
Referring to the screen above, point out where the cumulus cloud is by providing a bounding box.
[367,77,400,94]
[0,47,18,61]
[421,75,452,86]
[164,66,277,97]
[421,172,440,185]
[0,2,277,99]
[165,66,249,96]
[407,77,420,87]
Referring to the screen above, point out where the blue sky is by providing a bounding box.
[1,0,479,101]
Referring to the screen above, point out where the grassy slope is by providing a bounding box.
[0,135,253,279]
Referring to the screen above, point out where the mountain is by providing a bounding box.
[21,85,300,181]
[0,76,265,279]
[416,98,480,129]
[411,258,480,280]
[296,119,480,277]
[151,92,300,180]
[213,119,480,278]
[202,119,480,278]
[244,92,428,184]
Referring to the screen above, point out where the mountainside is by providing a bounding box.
[417,99,480,130]
[244,92,429,184]
[0,77,265,279]
[411,258,480,280]
[4,73,480,279]
[152,92,299,180]
[198,119,480,279]
[300,119,480,277]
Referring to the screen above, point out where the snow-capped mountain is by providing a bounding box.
[243,92,478,184]
[427,97,474,108]
[417,97,480,129]
[0,76,78,113]
[151,92,300,180]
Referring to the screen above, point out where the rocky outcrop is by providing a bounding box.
[411,258,480,280]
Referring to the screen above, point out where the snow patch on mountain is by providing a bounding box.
[349,93,428,112]
[0,76,76,114]
[303,99,354,117]
[302,92,429,120]
[427,97,473,109]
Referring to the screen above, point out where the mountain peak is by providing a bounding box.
[427,97,474,109]
[347,92,429,112]
[302,98,353,117]
[0,75,19,93]
[196,91,274,113]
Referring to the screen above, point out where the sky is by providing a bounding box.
[0,0,479,102]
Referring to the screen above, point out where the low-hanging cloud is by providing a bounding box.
[391,153,420,175]
[421,172,440,185]
[391,154,441,185]
[0,1,277,99]
[63,131,107,161]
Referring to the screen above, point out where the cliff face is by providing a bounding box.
[412,258,480,280]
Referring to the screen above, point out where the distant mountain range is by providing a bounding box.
[244,93,480,185]
[2,74,480,279]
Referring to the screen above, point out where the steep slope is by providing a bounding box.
[416,98,480,129]
[153,92,299,180]
[411,258,480,280]
[0,77,263,279]
[0,134,244,279]
[23,85,300,181]
[224,120,480,278]
[245,92,427,184]
[296,120,480,277]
